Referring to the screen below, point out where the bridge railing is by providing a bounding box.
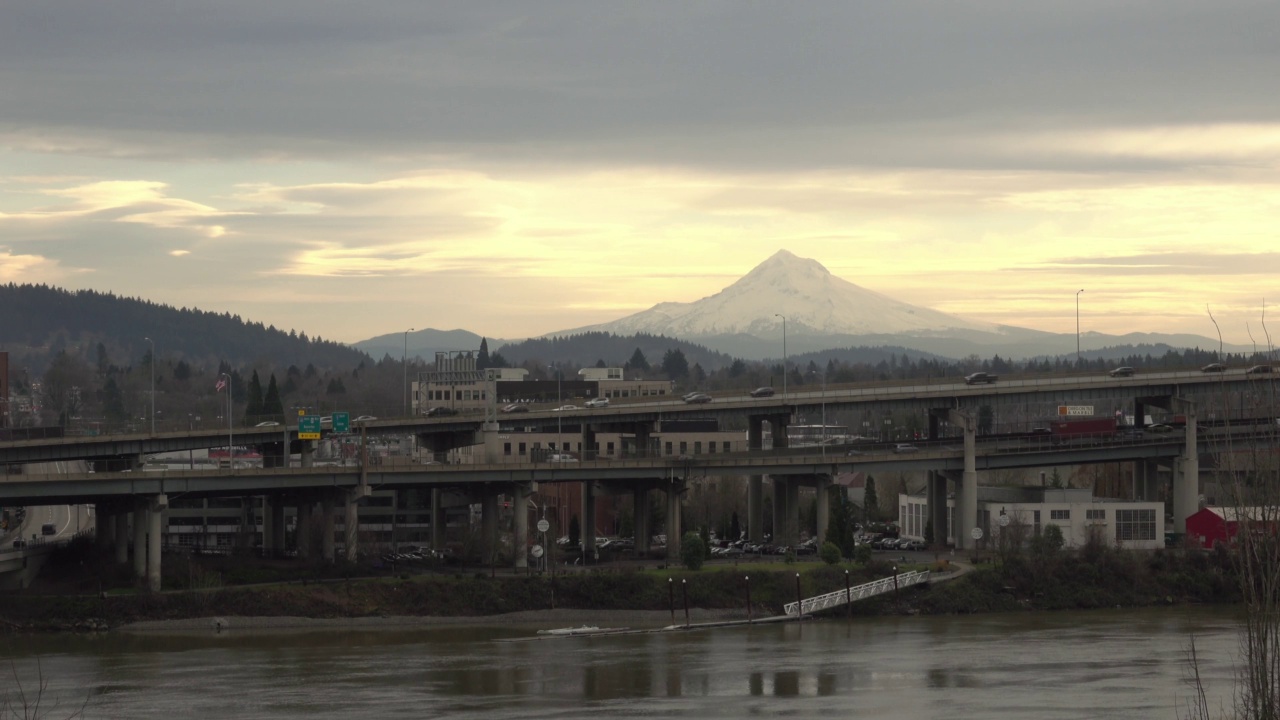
[783,570,930,616]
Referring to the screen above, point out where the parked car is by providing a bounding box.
[553,405,579,411]
[1147,423,1175,433]
[424,407,458,417]
[749,387,776,398]
[500,403,529,413]
[1109,366,1136,378]
[584,397,610,408]
[1247,365,1275,375]
[893,443,919,454]
[547,453,578,463]
[1201,363,1227,373]
[683,393,713,404]
[964,372,998,385]
[254,421,280,427]
[899,539,926,551]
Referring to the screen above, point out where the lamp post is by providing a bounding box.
[144,337,155,434]
[775,314,787,399]
[220,372,233,468]
[403,328,413,416]
[550,365,562,454]
[1075,289,1084,368]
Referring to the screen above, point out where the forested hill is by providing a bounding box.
[0,284,368,373]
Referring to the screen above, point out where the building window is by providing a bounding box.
[1050,509,1070,521]
[708,442,716,454]
[1033,510,1041,536]
[723,442,731,453]
[518,442,526,456]
[606,442,614,456]
[665,442,673,455]
[1116,509,1156,542]
[503,442,511,457]
[679,441,688,455]
[694,441,703,454]
[1086,509,1105,521]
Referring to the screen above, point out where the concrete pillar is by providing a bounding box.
[94,503,111,546]
[271,500,286,559]
[300,441,314,468]
[261,496,275,557]
[633,486,650,553]
[513,483,530,569]
[785,479,800,546]
[1174,409,1199,533]
[133,497,148,579]
[582,427,597,460]
[956,414,979,551]
[581,481,597,564]
[815,477,830,546]
[321,493,336,563]
[481,491,498,564]
[146,494,167,592]
[772,478,785,542]
[666,481,683,560]
[748,418,764,450]
[296,495,313,560]
[343,489,359,563]
[113,506,129,565]
[928,471,948,547]
[431,488,445,551]
[634,423,653,458]
[771,417,790,448]
[748,476,764,542]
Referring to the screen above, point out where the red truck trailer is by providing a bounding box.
[1049,417,1117,440]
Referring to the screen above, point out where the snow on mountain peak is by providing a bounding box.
[562,250,995,338]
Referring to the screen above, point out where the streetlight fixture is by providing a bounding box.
[403,328,414,416]
[219,372,233,469]
[1075,289,1084,368]
[775,314,787,399]
[144,337,155,434]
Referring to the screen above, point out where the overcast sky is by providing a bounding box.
[3,1,1280,346]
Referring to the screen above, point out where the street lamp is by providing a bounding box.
[550,365,562,454]
[1075,289,1084,368]
[144,337,155,434]
[220,372,233,468]
[775,314,787,399]
[403,328,414,416]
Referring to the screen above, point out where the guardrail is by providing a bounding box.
[783,570,930,616]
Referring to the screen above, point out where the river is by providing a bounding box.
[7,607,1243,719]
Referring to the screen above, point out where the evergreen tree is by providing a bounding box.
[101,377,127,421]
[661,348,689,379]
[263,374,283,417]
[477,338,491,370]
[244,370,264,421]
[864,476,880,523]
[627,347,650,372]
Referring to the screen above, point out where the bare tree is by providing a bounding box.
[2,658,89,719]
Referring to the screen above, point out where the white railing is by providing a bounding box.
[783,570,931,616]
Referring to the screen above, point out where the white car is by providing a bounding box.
[548,454,578,463]
[554,405,579,411]
[584,398,610,408]
[254,421,280,427]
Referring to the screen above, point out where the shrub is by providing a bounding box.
[852,544,873,565]
[680,532,706,571]
[819,541,842,565]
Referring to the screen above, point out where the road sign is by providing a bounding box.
[997,514,1010,527]
[298,415,321,440]
[537,519,550,533]
[332,412,350,433]
[1058,405,1095,416]
[970,527,984,540]
[530,545,544,559]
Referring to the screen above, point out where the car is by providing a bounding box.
[1247,365,1275,375]
[354,415,378,422]
[1147,423,1175,433]
[893,443,919,454]
[500,404,529,413]
[1030,427,1052,435]
[553,405,579,412]
[964,372,998,385]
[41,523,56,536]
[681,392,702,401]
[424,407,459,417]
[1201,363,1227,373]
[254,421,280,427]
[845,448,865,456]
[584,397,610,408]
[683,393,713,404]
[12,539,25,549]
[900,539,926,551]
[749,387,776,398]
[548,453,578,463]
[319,416,333,428]
[1109,366,1136,378]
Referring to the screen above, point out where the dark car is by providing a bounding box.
[424,407,459,417]
[749,387,776,398]
[683,393,712,404]
[1147,423,1175,433]
[1109,366,1136,378]
[1247,365,1275,375]
[1201,363,1227,373]
[964,372,998,385]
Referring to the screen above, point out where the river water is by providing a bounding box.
[9,607,1244,719]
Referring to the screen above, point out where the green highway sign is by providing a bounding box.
[298,415,321,440]
[332,412,350,433]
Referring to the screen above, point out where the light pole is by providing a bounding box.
[550,365,562,454]
[220,372,233,468]
[775,314,787,399]
[144,337,155,434]
[1075,289,1084,368]
[403,328,413,416]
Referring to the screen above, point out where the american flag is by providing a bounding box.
[215,378,227,392]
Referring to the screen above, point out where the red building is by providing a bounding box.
[1186,506,1279,549]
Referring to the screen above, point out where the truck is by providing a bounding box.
[1049,417,1117,441]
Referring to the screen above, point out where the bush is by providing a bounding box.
[852,544,873,565]
[680,532,706,571]
[819,541,842,565]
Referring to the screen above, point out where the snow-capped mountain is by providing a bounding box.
[560,249,997,339]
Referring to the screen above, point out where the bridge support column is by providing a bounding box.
[815,476,830,546]
[581,427,597,460]
[114,505,130,565]
[300,441,314,468]
[928,471,948,547]
[666,480,683,560]
[1174,409,1199,533]
[633,423,653,458]
[146,494,167,592]
[513,483,530,569]
[133,497,148,580]
[321,493,336,563]
[271,499,286,559]
[947,410,979,551]
[261,496,276,558]
[581,481,597,564]
[94,503,111,546]
[747,417,765,542]
[787,480,801,547]
[431,488,445,551]
[295,495,313,560]
[634,486,650,553]
[481,490,498,565]
[344,487,366,563]
[772,479,785,544]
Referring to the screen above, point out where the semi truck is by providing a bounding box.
[1049,417,1117,441]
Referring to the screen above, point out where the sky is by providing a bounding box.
[3,1,1280,347]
